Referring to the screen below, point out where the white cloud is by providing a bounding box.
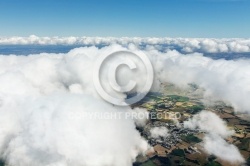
[0,42,249,165]
[150,127,169,139]
[0,46,151,166]
[0,36,250,53]
[151,49,250,113]
[184,110,234,138]
[203,134,245,164]
[184,111,244,164]
[1,94,150,166]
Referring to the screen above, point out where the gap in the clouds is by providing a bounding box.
[0,45,104,55]
[205,52,250,60]
[1,44,250,60]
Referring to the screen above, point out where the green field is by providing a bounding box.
[182,134,202,143]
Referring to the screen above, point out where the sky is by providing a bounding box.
[0,0,249,37]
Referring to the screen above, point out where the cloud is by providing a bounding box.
[0,46,151,166]
[1,94,150,166]
[150,127,169,139]
[184,111,244,164]
[184,110,234,138]
[150,49,250,113]
[1,36,250,53]
[203,134,244,164]
[0,42,249,165]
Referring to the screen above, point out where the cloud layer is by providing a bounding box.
[0,42,249,165]
[1,35,250,54]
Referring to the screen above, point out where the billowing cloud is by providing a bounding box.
[0,42,249,165]
[184,110,234,138]
[203,134,244,164]
[150,49,250,113]
[1,95,150,166]
[184,111,244,164]
[0,45,152,166]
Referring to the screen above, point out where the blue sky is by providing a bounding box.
[0,0,249,37]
